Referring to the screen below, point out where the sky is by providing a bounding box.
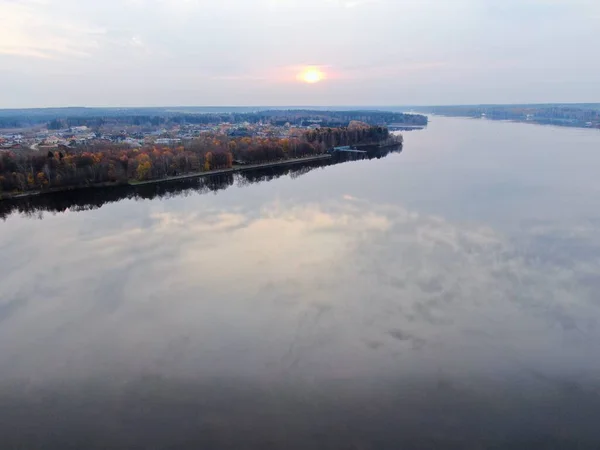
[1,0,599,108]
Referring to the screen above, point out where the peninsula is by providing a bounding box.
[0,110,424,198]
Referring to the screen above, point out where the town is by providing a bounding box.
[0,108,427,152]
[1,121,297,153]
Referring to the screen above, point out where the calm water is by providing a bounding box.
[2,117,600,449]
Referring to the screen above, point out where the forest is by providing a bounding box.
[0,124,398,196]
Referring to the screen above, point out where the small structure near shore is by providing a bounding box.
[328,146,367,154]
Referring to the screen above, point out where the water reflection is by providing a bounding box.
[2,120,600,448]
[2,198,600,447]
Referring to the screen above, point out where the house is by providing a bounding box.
[155,138,181,145]
[70,126,89,134]
[44,136,61,145]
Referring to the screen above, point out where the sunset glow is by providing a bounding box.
[299,67,325,84]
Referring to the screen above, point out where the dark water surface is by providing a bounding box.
[2,117,600,449]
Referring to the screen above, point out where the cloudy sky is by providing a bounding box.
[1,0,599,108]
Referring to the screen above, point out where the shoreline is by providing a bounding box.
[129,154,332,187]
[427,114,600,130]
[0,154,332,200]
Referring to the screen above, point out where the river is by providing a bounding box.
[2,116,600,449]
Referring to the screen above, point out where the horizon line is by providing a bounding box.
[2,102,600,112]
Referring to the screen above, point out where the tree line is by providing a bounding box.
[42,111,425,129]
[0,125,398,196]
[0,109,428,129]
[415,104,600,128]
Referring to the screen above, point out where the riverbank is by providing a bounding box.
[0,154,332,200]
[129,154,332,187]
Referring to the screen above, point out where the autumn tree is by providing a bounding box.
[136,154,152,181]
[204,152,212,171]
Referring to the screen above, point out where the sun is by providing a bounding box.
[299,67,325,84]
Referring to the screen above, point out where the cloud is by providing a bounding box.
[1,195,600,384]
[326,0,380,7]
[129,36,144,48]
[0,0,105,59]
[1,0,599,106]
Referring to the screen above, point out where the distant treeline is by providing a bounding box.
[0,124,399,195]
[0,108,427,129]
[0,144,402,220]
[414,104,600,128]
